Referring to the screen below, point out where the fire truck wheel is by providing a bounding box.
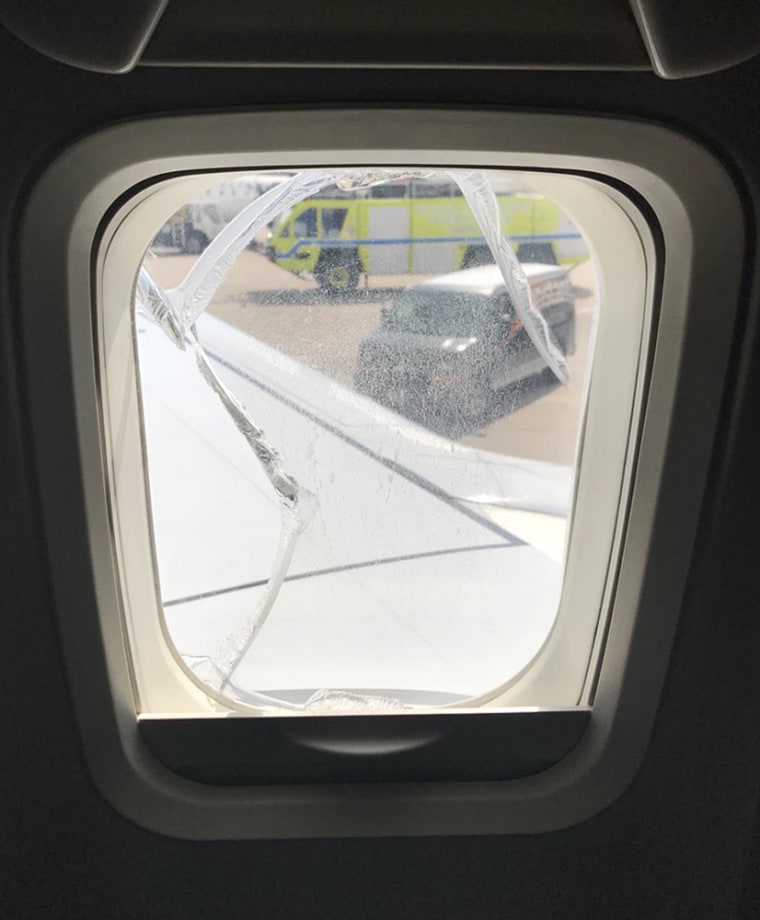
[315,254,361,292]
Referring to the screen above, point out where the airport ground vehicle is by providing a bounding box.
[355,263,575,421]
[154,174,291,253]
[2,3,760,919]
[154,201,225,253]
[266,180,587,291]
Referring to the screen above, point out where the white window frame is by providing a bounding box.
[18,110,744,838]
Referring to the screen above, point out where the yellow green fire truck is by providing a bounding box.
[265,180,588,291]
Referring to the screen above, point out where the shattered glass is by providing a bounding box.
[135,168,594,713]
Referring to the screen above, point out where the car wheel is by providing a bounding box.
[516,242,557,264]
[462,245,493,268]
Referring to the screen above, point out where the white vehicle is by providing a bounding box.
[153,172,293,253]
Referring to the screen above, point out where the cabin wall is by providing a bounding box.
[2,23,760,918]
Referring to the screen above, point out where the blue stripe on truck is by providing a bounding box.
[274,233,583,259]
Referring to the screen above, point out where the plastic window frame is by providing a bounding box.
[18,110,744,838]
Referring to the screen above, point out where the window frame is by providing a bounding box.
[18,110,744,838]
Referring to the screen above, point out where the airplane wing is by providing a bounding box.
[138,312,569,706]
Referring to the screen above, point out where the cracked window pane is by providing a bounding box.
[135,168,596,714]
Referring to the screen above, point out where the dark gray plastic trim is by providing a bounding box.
[630,0,760,78]
[0,0,168,73]
[142,0,650,70]
[140,709,591,785]
[5,0,758,76]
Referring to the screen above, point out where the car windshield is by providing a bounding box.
[385,289,499,337]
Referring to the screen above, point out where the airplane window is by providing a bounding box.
[22,110,741,833]
[123,167,644,716]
